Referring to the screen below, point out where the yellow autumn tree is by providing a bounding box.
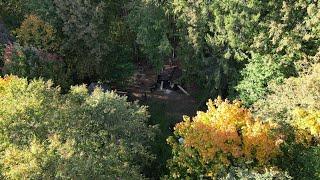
[167,97,283,179]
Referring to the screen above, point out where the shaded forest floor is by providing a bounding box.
[129,63,198,118]
[127,63,198,178]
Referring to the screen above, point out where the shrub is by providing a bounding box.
[2,43,71,90]
[15,14,59,52]
[167,97,283,179]
[0,76,155,178]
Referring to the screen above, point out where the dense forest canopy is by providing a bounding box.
[1,0,319,101]
[0,0,320,179]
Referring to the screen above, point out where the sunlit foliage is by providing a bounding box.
[292,109,320,145]
[167,97,283,178]
[0,76,155,178]
[254,63,320,123]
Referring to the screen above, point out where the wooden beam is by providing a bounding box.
[178,85,190,96]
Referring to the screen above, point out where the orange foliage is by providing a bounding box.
[173,97,283,166]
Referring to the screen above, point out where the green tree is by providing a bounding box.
[128,0,173,70]
[50,0,135,83]
[0,76,156,178]
[236,53,295,106]
[237,1,320,105]
[169,0,257,99]
[2,0,136,84]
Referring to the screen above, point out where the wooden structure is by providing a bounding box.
[150,65,190,96]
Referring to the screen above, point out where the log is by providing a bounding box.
[178,85,190,96]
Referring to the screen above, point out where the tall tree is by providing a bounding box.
[128,0,173,70]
